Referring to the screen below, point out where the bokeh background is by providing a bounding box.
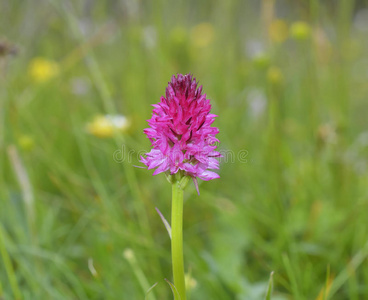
[1,0,368,299]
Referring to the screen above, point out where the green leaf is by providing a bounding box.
[155,207,171,239]
[265,271,274,300]
[165,279,181,300]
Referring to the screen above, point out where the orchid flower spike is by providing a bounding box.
[140,74,221,194]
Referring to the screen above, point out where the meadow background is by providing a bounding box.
[1,0,368,299]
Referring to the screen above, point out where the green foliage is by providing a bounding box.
[165,279,181,300]
[1,0,368,299]
[265,272,274,300]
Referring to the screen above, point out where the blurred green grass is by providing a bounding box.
[1,0,368,299]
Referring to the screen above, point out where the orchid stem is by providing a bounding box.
[171,180,186,300]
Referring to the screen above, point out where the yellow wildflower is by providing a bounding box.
[87,115,131,138]
[28,57,59,82]
[268,19,288,43]
[190,23,215,48]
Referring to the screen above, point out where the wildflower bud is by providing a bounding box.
[290,21,311,40]
[17,135,35,151]
[267,66,284,86]
[185,273,197,291]
[268,19,289,43]
[252,53,271,70]
[190,23,215,48]
[123,248,135,262]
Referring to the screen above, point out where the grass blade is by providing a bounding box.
[0,225,22,300]
[265,271,274,300]
[145,282,158,300]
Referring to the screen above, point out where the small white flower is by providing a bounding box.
[106,115,131,131]
[247,88,267,119]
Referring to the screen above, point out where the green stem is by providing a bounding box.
[171,180,186,300]
[0,225,21,300]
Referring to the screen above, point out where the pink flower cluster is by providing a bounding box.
[140,74,221,186]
